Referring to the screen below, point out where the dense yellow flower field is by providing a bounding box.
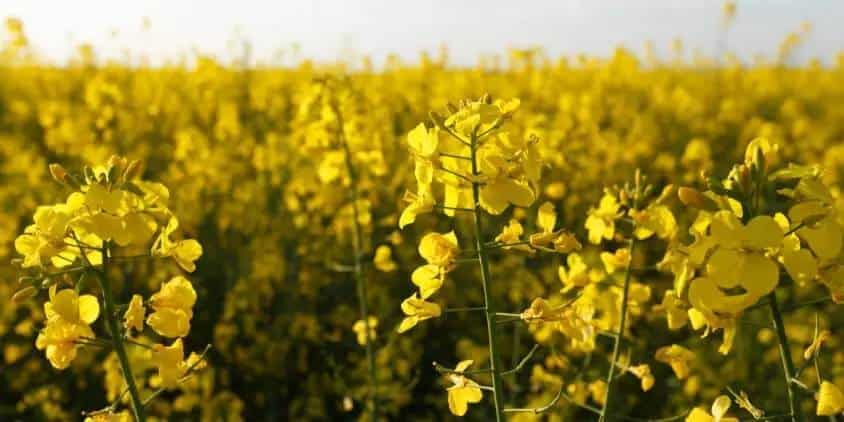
[2,15,844,421]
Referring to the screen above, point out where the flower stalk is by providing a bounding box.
[599,236,637,422]
[768,292,802,422]
[336,101,379,420]
[469,130,506,421]
[95,242,146,422]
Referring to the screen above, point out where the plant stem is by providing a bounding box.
[336,101,379,421]
[95,243,146,422]
[470,131,506,421]
[768,291,802,422]
[600,237,637,422]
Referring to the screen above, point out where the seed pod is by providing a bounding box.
[11,286,37,303]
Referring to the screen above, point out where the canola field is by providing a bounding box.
[2,15,844,422]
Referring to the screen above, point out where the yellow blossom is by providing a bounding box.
[352,316,378,346]
[446,360,483,416]
[397,293,441,333]
[146,276,197,338]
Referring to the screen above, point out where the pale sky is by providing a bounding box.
[3,0,842,66]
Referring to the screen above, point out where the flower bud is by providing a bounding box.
[124,159,142,181]
[49,163,68,183]
[678,187,718,211]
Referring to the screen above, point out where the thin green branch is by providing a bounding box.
[470,128,505,421]
[334,99,379,421]
[768,292,802,422]
[503,383,564,414]
[501,344,540,376]
[599,236,637,421]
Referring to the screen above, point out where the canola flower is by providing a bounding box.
[11,157,208,421]
[2,9,844,420]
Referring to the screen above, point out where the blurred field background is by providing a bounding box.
[2,1,844,421]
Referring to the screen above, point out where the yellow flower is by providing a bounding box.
[35,287,100,369]
[520,298,560,323]
[628,364,655,391]
[529,202,582,253]
[35,319,95,369]
[789,201,842,260]
[44,286,100,326]
[399,188,435,229]
[146,276,197,338]
[601,248,631,274]
[446,360,483,416]
[152,338,187,390]
[688,308,737,355]
[655,344,695,379]
[558,253,598,293]
[83,410,132,422]
[589,380,608,406]
[14,204,74,268]
[153,216,203,272]
[407,123,439,160]
[411,264,444,299]
[352,316,378,346]
[688,213,783,317]
[123,294,145,335]
[685,396,739,422]
[654,290,688,330]
[397,293,441,333]
[373,245,397,272]
[585,193,622,244]
[496,219,532,252]
[630,204,677,240]
[817,381,844,416]
[479,177,535,215]
[418,231,459,268]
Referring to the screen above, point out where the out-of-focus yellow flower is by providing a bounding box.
[585,193,622,244]
[655,344,695,379]
[83,410,132,422]
[559,253,599,293]
[352,316,378,346]
[601,248,631,274]
[446,360,483,416]
[123,294,145,335]
[630,204,677,240]
[589,380,607,406]
[628,364,655,391]
[654,290,688,330]
[147,276,196,338]
[373,245,397,272]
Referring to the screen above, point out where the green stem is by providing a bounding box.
[470,131,506,421]
[95,243,146,422]
[336,102,379,421]
[600,237,637,422]
[768,292,802,422]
